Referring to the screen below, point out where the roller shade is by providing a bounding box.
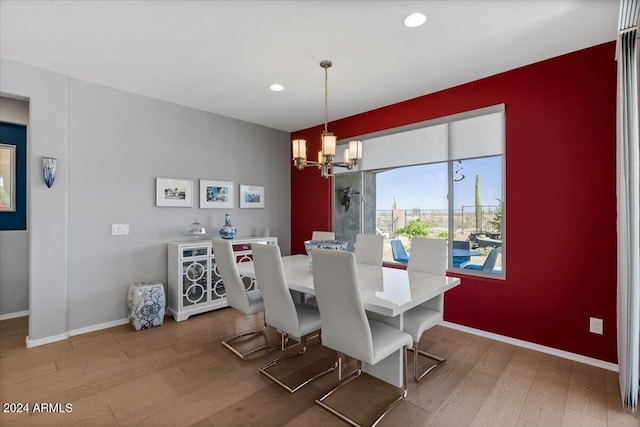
[335,104,504,173]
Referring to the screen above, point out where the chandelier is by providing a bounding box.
[292,60,362,178]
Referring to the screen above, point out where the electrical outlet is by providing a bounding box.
[589,317,603,335]
[111,224,129,235]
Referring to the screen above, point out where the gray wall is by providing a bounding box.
[333,172,376,252]
[333,172,361,252]
[0,97,29,317]
[1,59,69,344]
[0,58,291,342]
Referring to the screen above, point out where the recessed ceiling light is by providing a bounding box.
[269,83,284,92]
[404,12,427,28]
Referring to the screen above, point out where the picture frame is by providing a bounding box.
[239,184,265,209]
[200,179,234,209]
[156,177,193,207]
[0,144,16,212]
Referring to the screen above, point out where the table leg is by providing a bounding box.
[363,312,404,388]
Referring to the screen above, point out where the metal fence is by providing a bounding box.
[376,205,500,238]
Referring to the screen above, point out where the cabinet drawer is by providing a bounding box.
[182,247,209,258]
[232,243,252,252]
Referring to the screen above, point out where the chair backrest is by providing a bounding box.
[251,243,299,334]
[212,238,251,314]
[408,237,446,275]
[312,231,335,241]
[453,240,471,250]
[481,247,501,272]
[390,240,409,263]
[354,234,384,266]
[312,249,374,362]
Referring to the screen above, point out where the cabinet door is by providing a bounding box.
[210,257,227,302]
[209,254,255,297]
[235,251,256,291]
[181,258,209,307]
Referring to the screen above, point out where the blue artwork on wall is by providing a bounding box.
[0,122,27,230]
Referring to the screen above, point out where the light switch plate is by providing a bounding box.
[111,224,129,235]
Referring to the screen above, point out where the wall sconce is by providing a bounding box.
[340,186,360,213]
[42,157,57,188]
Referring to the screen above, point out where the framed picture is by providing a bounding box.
[156,177,193,207]
[0,144,16,212]
[200,179,234,209]
[239,184,265,209]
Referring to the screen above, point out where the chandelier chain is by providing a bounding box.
[324,65,329,134]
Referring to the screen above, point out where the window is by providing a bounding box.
[333,105,504,277]
[451,156,503,273]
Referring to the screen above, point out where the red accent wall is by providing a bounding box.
[291,42,617,363]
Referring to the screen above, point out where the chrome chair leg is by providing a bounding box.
[221,317,280,360]
[315,347,409,427]
[316,354,362,408]
[259,335,337,393]
[336,352,357,381]
[408,341,446,382]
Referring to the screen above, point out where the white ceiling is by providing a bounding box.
[0,1,619,132]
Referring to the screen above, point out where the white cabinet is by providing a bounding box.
[167,237,278,321]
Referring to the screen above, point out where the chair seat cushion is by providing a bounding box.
[452,256,470,268]
[369,320,413,365]
[293,303,322,339]
[403,306,443,342]
[245,289,265,315]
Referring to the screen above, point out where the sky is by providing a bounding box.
[375,156,502,210]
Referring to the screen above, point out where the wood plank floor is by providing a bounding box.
[0,310,637,426]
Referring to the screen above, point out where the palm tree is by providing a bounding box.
[475,174,481,231]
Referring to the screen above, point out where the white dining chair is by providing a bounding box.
[252,243,336,393]
[354,233,384,266]
[304,231,336,305]
[404,237,447,381]
[212,238,278,359]
[312,249,413,426]
[311,231,335,240]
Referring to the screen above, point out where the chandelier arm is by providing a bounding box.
[329,162,354,170]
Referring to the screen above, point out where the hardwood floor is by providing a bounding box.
[0,310,637,426]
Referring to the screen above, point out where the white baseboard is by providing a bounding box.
[24,318,130,348]
[0,310,29,320]
[441,321,618,372]
[67,318,129,337]
[26,332,69,348]
[19,315,618,373]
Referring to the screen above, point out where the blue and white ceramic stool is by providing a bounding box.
[127,281,166,331]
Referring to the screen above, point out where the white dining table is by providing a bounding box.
[236,254,461,387]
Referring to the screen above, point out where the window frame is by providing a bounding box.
[332,104,505,279]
